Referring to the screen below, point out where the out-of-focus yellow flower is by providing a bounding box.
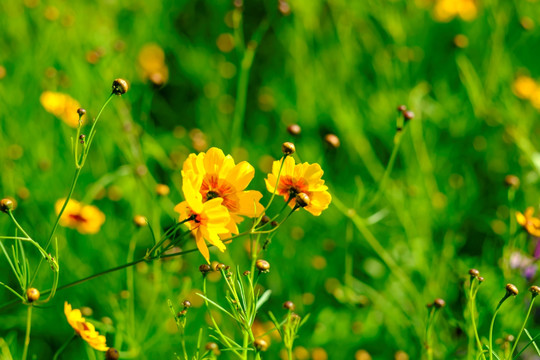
[265,157,331,216]
[55,198,105,234]
[40,91,81,128]
[138,43,169,86]
[433,0,478,22]
[182,147,264,236]
[64,302,109,352]
[513,75,538,100]
[174,180,231,263]
[516,207,540,237]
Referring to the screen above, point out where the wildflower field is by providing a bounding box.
[1,0,540,359]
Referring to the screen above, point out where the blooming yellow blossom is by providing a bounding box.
[265,156,331,216]
[516,207,540,237]
[40,91,82,127]
[64,302,109,351]
[513,76,538,100]
[182,147,264,236]
[174,179,231,263]
[138,43,169,86]
[433,0,478,22]
[55,198,105,234]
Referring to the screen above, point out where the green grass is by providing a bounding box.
[1,0,540,359]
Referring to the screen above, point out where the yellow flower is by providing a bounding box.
[513,76,538,100]
[40,91,82,128]
[138,43,169,86]
[64,302,109,352]
[516,207,540,237]
[265,156,331,216]
[433,0,477,22]
[182,147,264,236]
[55,198,105,234]
[174,179,231,263]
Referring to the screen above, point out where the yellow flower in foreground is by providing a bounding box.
[265,156,331,216]
[174,179,231,263]
[182,147,264,236]
[55,198,105,234]
[516,207,540,237]
[64,302,109,351]
[40,91,82,127]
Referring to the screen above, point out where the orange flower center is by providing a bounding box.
[69,213,87,223]
[200,174,239,212]
[278,176,310,201]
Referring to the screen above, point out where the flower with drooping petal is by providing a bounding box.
[265,156,331,216]
[516,207,540,237]
[182,147,264,236]
[174,178,231,263]
[40,91,82,128]
[55,198,105,234]
[64,302,109,351]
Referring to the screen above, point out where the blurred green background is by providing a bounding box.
[1,0,540,358]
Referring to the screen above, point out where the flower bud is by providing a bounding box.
[434,298,446,309]
[283,300,295,311]
[205,342,220,355]
[295,193,310,208]
[403,110,414,121]
[112,78,129,95]
[199,264,212,274]
[282,142,296,155]
[26,288,40,303]
[156,184,170,196]
[506,283,519,296]
[530,285,540,297]
[133,215,147,227]
[478,276,484,283]
[468,268,480,277]
[287,124,301,136]
[0,198,14,213]
[183,300,192,309]
[177,309,187,317]
[258,215,270,226]
[77,108,86,117]
[324,133,340,148]
[397,105,407,112]
[271,220,278,228]
[254,338,268,352]
[256,259,270,273]
[243,270,251,276]
[504,175,520,189]
[105,348,120,360]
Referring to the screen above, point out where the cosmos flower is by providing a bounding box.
[516,207,540,237]
[265,156,331,216]
[55,198,105,234]
[182,147,264,236]
[174,179,231,263]
[40,91,82,128]
[64,302,109,351]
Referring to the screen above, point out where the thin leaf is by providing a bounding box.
[256,289,272,311]
[525,329,540,356]
[514,331,540,359]
[196,293,235,319]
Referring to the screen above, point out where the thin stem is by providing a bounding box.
[52,334,76,360]
[253,155,288,230]
[21,305,32,360]
[366,130,404,208]
[489,296,510,360]
[469,280,487,360]
[509,295,537,358]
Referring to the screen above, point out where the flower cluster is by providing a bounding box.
[40,91,82,128]
[64,302,109,351]
[55,198,105,234]
[174,147,331,262]
[174,148,264,263]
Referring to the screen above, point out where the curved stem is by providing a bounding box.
[509,296,537,358]
[469,280,486,360]
[489,296,510,360]
[52,334,76,360]
[21,305,32,360]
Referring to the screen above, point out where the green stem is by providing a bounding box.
[52,334,76,360]
[21,305,32,360]
[489,296,511,360]
[509,296,537,358]
[6,212,47,258]
[366,130,404,208]
[469,280,486,360]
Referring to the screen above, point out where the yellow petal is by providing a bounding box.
[226,161,255,191]
[236,190,264,218]
[305,191,332,216]
[195,229,211,263]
